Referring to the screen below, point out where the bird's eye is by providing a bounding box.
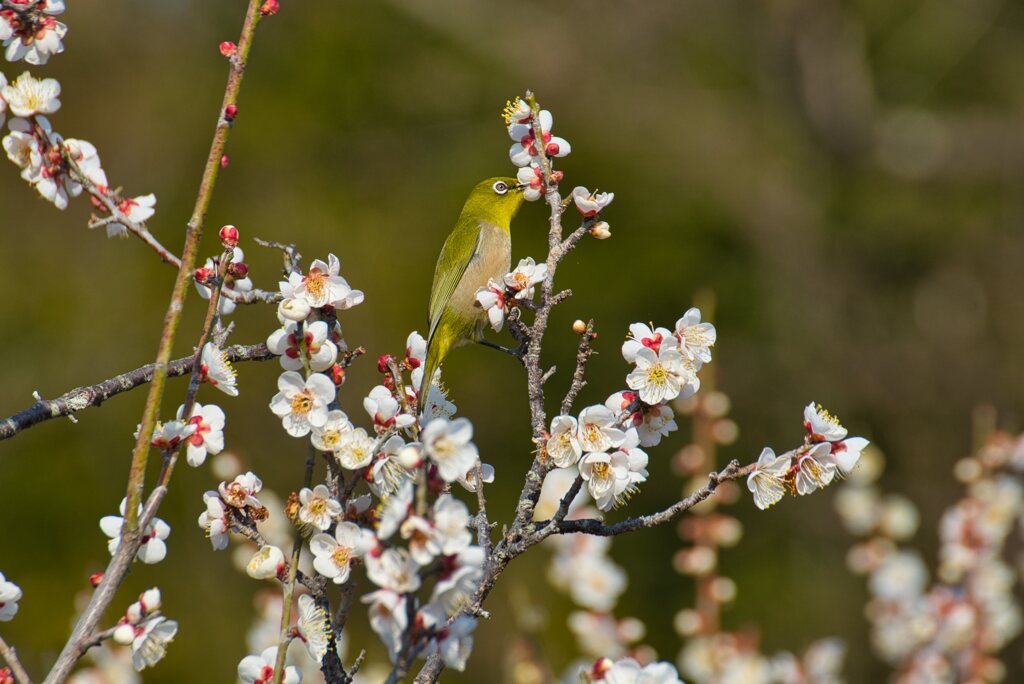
[492,181,509,195]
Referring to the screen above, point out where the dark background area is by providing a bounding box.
[2,0,1024,681]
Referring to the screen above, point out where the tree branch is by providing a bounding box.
[0,343,276,442]
[0,634,33,684]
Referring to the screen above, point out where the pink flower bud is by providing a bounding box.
[89,572,104,587]
[224,103,238,121]
[260,0,279,16]
[193,266,214,285]
[377,354,396,374]
[329,363,346,386]
[220,154,230,169]
[227,262,248,279]
[218,41,237,57]
[219,224,240,248]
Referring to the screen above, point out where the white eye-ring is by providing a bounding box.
[492,181,509,195]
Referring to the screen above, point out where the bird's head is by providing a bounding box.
[462,176,527,229]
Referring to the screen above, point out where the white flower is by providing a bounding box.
[310,409,352,453]
[621,323,675,364]
[105,194,156,239]
[803,403,848,443]
[421,383,457,424]
[362,590,407,660]
[833,436,870,474]
[128,616,178,671]
[63,138,107,187]
[296,594,331,664]
[455,461,494,493]
[569,555,627,612]
[238,646,302,684]
[199,342,238,396]
[147,419,196,452]
[577,405,626,453]
[99,499,170,564]
[219,471,263,509]
[626,346,690,405]
[507,109,570,167]
[870,550,928,600]
[405,329,430,390]
[269,371,335,437]
[516,164,543,201]
[747,447,791,510]
[336,427,376,470]
[794,442,837,495]
[377,479,413,540]
[267,320,338,373]
[246,545,285,580]
[363,384,415,432]
[597,657,684,684]
[310,521,373,584]
[579,432,649,512]
[368,434,412,497]
[3,120,39,174]
[366,548,421,593]
[431,545,485,613]
[176,402,225,467]
[197,491,230,550]
[607,392,678,448]
[400,515,437,566]
[571,186,614,217]
[431,494,472,556]
[422,418,480,483]
[474,280,506,332]
[2,4,67,66]
[194,248,252,316]
[425,615,477,672]
[547,415,582,467]
[277,297,312,322]
[281,254,363,309]
[297,485,342,531]
[503,257,547,300]
[0,572,22,622]
[674,308,716,363]
[1,72,60,117]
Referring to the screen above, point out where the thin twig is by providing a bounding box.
[0,634,33,684]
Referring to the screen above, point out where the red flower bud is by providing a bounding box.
[545,142,561,156]
[551,170,564,183]
[377,354,396,374]
[224,103,238,121]
[218,41,237,57]
[227,261,249,279]
[219,224,240,248]
[220,154,230,169]
[89,572,104,588]
[329,363,346,386]
[260,0,279,16]
[193,266,214,285]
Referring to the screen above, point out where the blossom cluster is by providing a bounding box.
[110,588,179,672]
[746,403,869,511]
[835,431,1024,682]
[1,0,67,65]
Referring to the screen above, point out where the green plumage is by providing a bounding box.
[419,177,526,413]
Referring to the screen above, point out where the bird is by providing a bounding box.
[418,176,526,414]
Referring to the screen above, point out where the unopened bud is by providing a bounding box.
[220,154,230,169]
[0,666,14,684]
[589,221,611,240]
[278,298,311,322]
[260,0,279,16]
[397,444,423,470]
[377,354,396,374]
[219,224,239,248]
[571,319,587,334]
[224,103,238,122]
[89,572,104,588]
[227,261,249,279]
[329,363,346,386]
[112,624,136,645]
[218,41,237,57]
[139,587,162,613]
[551,170,564,183]
[193,266,214,285]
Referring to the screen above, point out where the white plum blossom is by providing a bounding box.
[747,447,792,510]
[621,323,674,364]
[100,499,170,564]
[146,419,196,452]
[673,308,716,363]
[1,1,67,65]
[368,434,411,496]
[280,253,363,310]
[606,391,678,447]
[246,545,284,580]
[269,371,335,437]
[593,657,684,684]
[507,108,570,167]
[366,548,421,593]
[176,402,225,467]
[571,186,614,217]
[626,346,691,405]
[267,320,338,372]
[377,479,413,540]
[0,572,22,621]
[795,442,837,495]
[126,616,178,672]
[363,590,407,660]
[238,646,302,684]
[296,594,330,664]
[218,471,263,509]
[423,614,477,671]
[516,164,543,201]
[569,556,627,612]
[310,521,373,584]
[197,491,230,550]
[400,515,437,566]
[421,383,457,423]
[577,405,627,453]
[547,415,583,468]
[406,330,429,389]
[833,436,870,475]
[456,460,494,493]
[870,550,929,600]
[431,494,472,556]
[579,431,649,511]
[364,384,415,432]
[803,403,848,443]
[1,71,60,117]
[336,427,376,470]
[474,279,506,332]
[2,118,38,174]
[421,417,480,483]
[297,485,341,531]
[431,545,485,613]
[503,257,547,300]
[199,342,238,396]
[104,194,156,239]
[310,409,352,453]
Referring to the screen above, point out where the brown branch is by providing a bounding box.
[0,343,276,442]
[560,320,596,416]
[0,634,33,684]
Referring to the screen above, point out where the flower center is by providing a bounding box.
[291,390,314,415]
[309,498,327,515]
[592,462,610,478]
[303,270,327,298]
[645,364,668,386]
[321,429,341,448]
[331,545,352,567]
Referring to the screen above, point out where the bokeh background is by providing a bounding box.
[3,0,1024,681]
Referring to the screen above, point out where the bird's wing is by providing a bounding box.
[427,217,483,344]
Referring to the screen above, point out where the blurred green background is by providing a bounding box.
[3,0,1024,681]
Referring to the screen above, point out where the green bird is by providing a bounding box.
[418,177,526,413]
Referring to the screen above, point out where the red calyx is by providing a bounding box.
[218,41,237,57]
[260,0,280,16]
[224,104,239,121]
